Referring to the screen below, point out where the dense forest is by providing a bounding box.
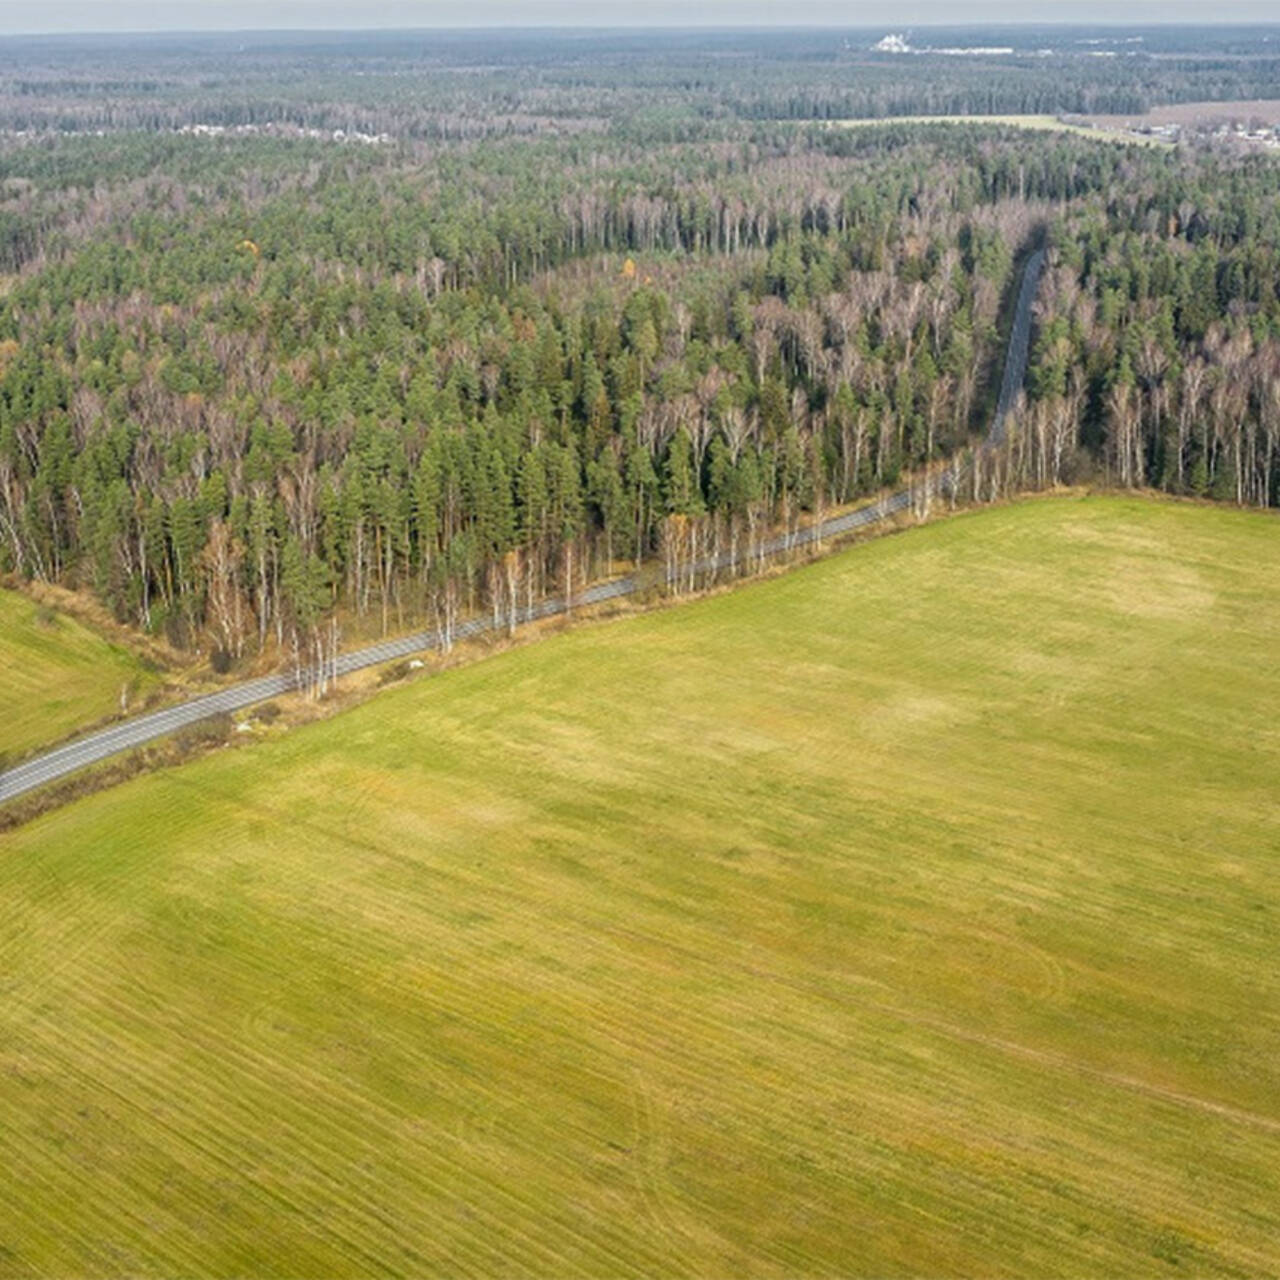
[1,30,1279,672]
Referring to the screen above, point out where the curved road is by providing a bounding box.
[0,248,1046,806]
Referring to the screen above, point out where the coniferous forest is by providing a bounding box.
[2,28,1280,671]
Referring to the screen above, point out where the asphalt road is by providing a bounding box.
[992,248,1046,445]
[0,248,1046,806]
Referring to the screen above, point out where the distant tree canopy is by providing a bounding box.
[2,27,1280,137]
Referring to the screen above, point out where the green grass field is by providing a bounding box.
[2,495,1279,1277]
[0,589,158,761]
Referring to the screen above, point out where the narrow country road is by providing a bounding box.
[0,248,1046,807]
[992,246,1046,445]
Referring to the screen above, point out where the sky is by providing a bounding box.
[0,0,1277,34]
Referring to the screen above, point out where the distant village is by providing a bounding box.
[177,122,392,145]
[1067,114,1280,152]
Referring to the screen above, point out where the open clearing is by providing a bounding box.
[829,114,1136,142]
[0,589,158,761]
[2,495,1280,1277]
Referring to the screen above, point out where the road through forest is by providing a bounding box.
[0,249,1046,806]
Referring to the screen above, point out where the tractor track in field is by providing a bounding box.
[0,249,1046,808]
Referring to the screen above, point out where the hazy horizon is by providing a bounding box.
[3,1,1280,36]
